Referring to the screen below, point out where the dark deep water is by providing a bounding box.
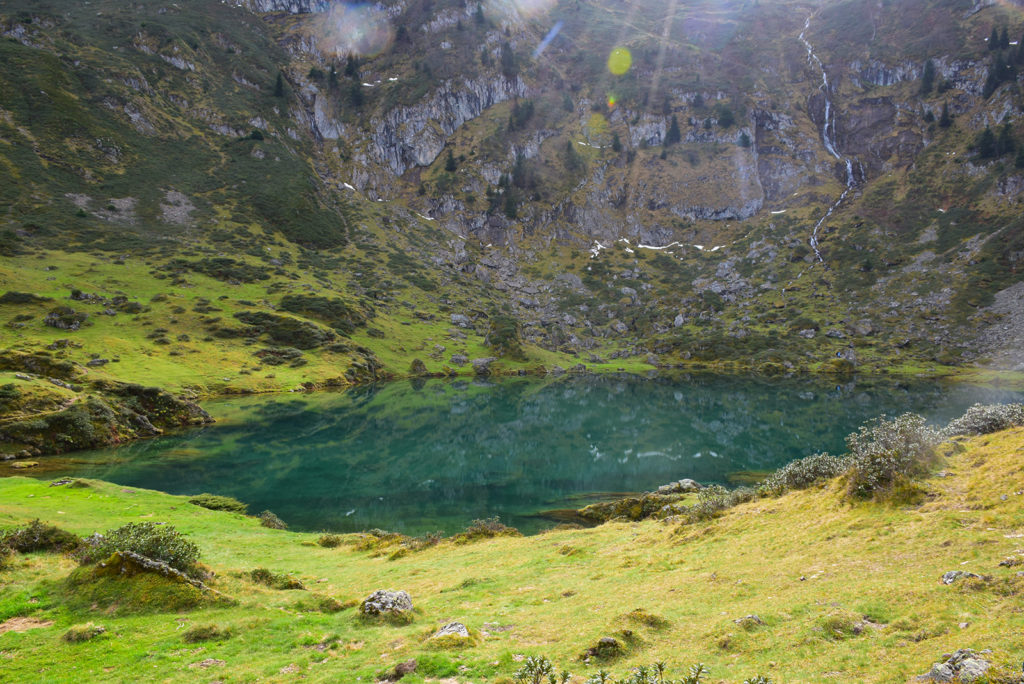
[27,374,1024,534]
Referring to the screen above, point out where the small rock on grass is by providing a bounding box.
[941,571,985,585]
[431,622,469,639]
[188,659,225,669]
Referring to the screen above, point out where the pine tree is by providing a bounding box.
[692,92,704,109]
[938,101,952,128]
[444,149,457,172]
[1000,26,1010,50]
[665,115,681,145]
[274,72,285,98]
[989,26,999,50]
[1016,145,1024,169]
[611,132,622,153]
[996,123,1016,157]
[503,191,517,219]
[349,82,363,108]
[976,126,997,159]
[920,59,935,95]
[475,3,485,25]
[344,54,359,78]
[738,132,751,148]
[500,42,517,78]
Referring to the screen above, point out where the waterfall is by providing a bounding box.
[798,15,861,263]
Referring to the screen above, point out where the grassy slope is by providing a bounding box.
[2,429,1023,682]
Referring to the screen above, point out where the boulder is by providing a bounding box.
[471,357,497,375]
[360,589,413,616]
[450,354,468,367]
[431,622,469,639]
[450,313,471,328]
[917,649,992,683]
[657,479,701,494]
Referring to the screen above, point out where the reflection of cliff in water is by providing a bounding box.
[45,374,1023,534]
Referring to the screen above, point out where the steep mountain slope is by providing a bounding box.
[0,0,1023,435]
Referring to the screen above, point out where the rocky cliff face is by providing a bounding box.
[369,76,527,177]
[241,0,326,14]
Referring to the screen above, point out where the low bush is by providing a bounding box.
[520,659,712,684]
[259,510,288,529]
[844,413,943,499]
[249,567,305,590]
[758,452,850,496]
[189,493,248,514]
[945,402,1024,436]
[81,522,199,573]
[453,517,521,543]
[234,311,335,349]
[1,519,81,553]
[278,294,369,335]
[44,306,89,331]
[182,624,232,643]
[317,533,344,548]
[684,485,730,523]
[62,622,106,643]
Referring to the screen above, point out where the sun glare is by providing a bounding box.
[607,46,632,75]
[315,3,393,57]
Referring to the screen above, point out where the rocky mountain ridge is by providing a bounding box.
[1,0,1023,381]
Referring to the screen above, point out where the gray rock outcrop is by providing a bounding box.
[360,589,413,616]
[431,622,470,639]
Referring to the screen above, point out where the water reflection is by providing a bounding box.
[29,374,1022,534]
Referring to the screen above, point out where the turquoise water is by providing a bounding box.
[33,374,1023,534]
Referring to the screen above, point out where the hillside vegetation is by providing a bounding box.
[2,415,1024,682]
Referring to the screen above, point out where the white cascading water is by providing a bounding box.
[798,15,861,263]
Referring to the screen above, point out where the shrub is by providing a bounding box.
[685,485,729,523]
[248,567,304,589]
[62,622,106,643]
[233,311,335,349]
[454,517,521,543]
[83,522,200,572]
[189,493,248,514]
[945,402,1024,436]
[317,534,344,548]
[278,294,369,335]
[259,510,288,529]
[758,452,850,496]
[0,543,11,570]
[1,520,81,553]
[844,413,943,499]
[44,306,89,331]
[182,624,232,643]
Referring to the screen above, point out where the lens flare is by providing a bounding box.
[607,47,632,76]
[607,94,617,109]
[315,3,393,57]
[507,0,556,19]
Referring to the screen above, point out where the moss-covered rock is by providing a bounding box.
[63,552,226,614]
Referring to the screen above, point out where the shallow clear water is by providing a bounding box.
[28,374,1023,534]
